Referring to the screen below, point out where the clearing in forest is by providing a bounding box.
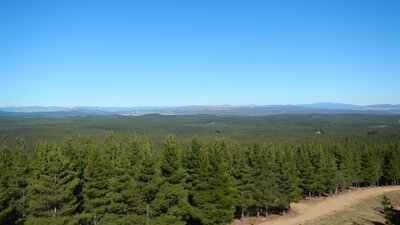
[231,186,400,225]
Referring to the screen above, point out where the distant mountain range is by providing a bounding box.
[1,103,400,116]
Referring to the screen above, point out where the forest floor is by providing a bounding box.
[230,186,400,225]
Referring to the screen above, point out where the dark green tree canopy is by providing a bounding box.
[0,134,399,225]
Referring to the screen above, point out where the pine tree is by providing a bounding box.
[103,136,131,222]
[310,145,327,197]
[350,147,363,188]
[276,146,301,212]
[247,142,264,216]
[182,136,204,225]
[382,195,394,225]
[0,136,13,224]
[82,144,109,224]
[104,133,118,174]
[333,144,353,190]
[231,143,255,220]
[374,146,384,186]
[121,136,141,176]
[394,144,400,186]
[26,142,80,225]
[61,137,88,217]
[297,145,316,198]
[361,148,377,186]
[1,131,399,224]
[153,136,188,225]
[383,144,400,185]
[250,143,280,216]
[323,151,337,195]
[8,137,29,224]
[183,136,203,193]
[190,139,236,225]
[124,139,161,225]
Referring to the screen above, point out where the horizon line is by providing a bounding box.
[1,102,400,108]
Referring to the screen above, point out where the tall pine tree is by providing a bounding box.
[0,136,13,224]
[103,135,131,223]
[153,136,188,225]
[361,147,377,186]
[9,137,29,224]
[297,145,316,198]
[82,144,109,224]
[190,139,236,225]
[26,142,80,225]
[231,143,255,220]
[276,145,301,211]
[182,136,204,225]
[124,139,161,225]
[250,144,280,216]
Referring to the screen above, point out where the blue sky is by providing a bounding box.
[0,0,399,106]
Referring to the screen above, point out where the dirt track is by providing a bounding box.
[259,186,400,225]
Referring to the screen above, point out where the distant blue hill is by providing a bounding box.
[300,102,361,110]
[1,103,400,116]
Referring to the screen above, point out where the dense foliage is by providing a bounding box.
[2,114,400,147]
[0,133,400,225]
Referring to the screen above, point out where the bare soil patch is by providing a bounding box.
[230,186,400,225]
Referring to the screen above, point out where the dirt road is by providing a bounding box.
[259,186,400,225]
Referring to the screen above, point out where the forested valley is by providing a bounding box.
[1,134,400,225]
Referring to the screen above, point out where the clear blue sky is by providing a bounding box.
[1,0,399,106]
